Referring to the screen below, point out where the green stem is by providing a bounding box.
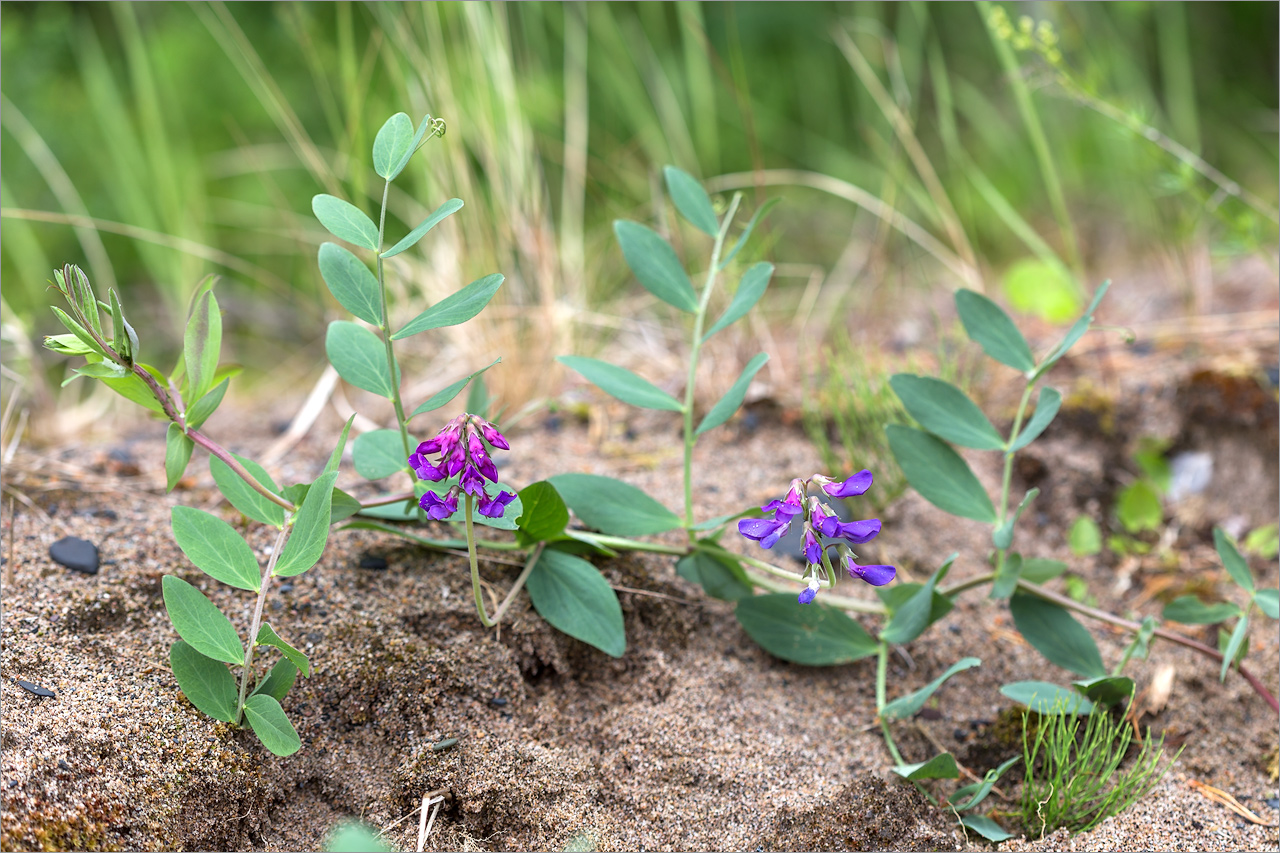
[464,496,542,627]
[876,642,906,765]
[235,522,290,725]
[573,532,689,555]
[741,567,884,614]
[683,192,743,534]
[992,380,1038,581]
[373,177,412,462]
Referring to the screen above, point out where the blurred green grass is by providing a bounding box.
[2,2,1276,401]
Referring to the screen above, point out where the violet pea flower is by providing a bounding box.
[738,516,792,550]
[823,469,873,498]
[846,556,896,586]
[420,489,459,521]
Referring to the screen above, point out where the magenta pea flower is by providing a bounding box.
[411,414,516,521]
[739,470,895,604]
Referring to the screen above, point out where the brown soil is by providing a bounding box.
[3,283,1279,851]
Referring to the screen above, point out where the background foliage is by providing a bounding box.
[2,1,1277,413]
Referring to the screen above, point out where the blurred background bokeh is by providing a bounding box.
[2,1,1276,442]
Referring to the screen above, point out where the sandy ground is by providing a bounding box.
[2,266,1279,851]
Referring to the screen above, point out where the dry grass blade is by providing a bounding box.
[1187,779,1279,827]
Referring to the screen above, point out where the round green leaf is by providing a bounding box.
[893,753,959,780]
[676,550,753,602]
[171,506,261,591]
[557,356,683,412]
[162,575,245,665]
[547,474,682,536]
[1009,592,1106,678]
[170,640,237,722]
[663,165,719,236]
[961,815,1015,842]
[516,481,570,543]
[252,658,299,703]
[392,273,503,339]
[1116,481,1162,534]
[318,243,382,325]
[312,194,379,251]
[734,594,878,666]
[696,353,768,434]
[955,289,1035,373]
[1254,588,1279,620]
[887,425,996,522]
[1002,258,1082,323]
[613,220,697,312]
[889,374,1004,450]
[1067,516,1102,556]
[1071,675,1134,708]
[1021,558,1069,584]
[326,320,398,398]
[353,430,409,480]
[242,693,301,756]
[526,549,626,658]
[372,112,414,179]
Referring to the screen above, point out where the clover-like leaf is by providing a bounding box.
[312,194,379,251]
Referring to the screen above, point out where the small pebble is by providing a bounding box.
[15,679,55,698]
[50,537,99,575]
[916,707,943,720]
[93,509,118,522]
[57,759,71,771]
[277,583,294,594]
[1266,797,1279,810]
[489,697,508,707]
[359,554,389,571]
[306,632,323,645]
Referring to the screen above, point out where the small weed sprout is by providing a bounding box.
[1020,699,1181,837]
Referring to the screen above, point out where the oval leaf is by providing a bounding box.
[1162,595,1241,625]
[613,220,697,312]
[697,353,768,434]
[893,753,959,781]
[526,548,626,658]
[409,359,500,419]
[999,680,1095,716]
[1009,592,1106,678]
[735,594,878,666]
[171,506,261,591]
[879,554,956,645]
[557,356,683,412]
[547,473,682,536]
[1071,675,1134,708]
[882,657,981,720]
[1009,387,1062,451]
[889,374,1004,450]
[170,640,237,722]
[210,453,286,528]
[719,198,780,270]
[955,289,1035,373]
[319,243,382,325]
[961,815,1015,843]
[187,378,228,430]
[274,472,338,577]
[676,550,753,602]
[392,273,503,339]
[1254,588,1279,620]
[353,429,408,480]
[1034,280,1111,381]
[312,194,379,251]
[372,112,413,179]
[242,693,301,757]
[161,575,244,664]
[516,481,570,543]
[887,425,996,522]
[1021,558,1068,584]
[381,198,464,259]
[326,320,397,398]
[1219,615,1249,683]
[663,165,719,236]
[387,114,432,181]
[252,657,299,703]
[703,262,773,342]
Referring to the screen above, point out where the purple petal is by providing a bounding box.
[803,529,822,565]
[824,469,873,498]
[416,438,442,455]
[409,453,446,482]
[797,587,817,605]
[477,489,516,518]
[761,499,803,520]
[479,420,509,450]
[812,504,839,537]
[834,518,881,545]
[419,490,459,521]
[738,517,789,550]
[468,435,499,481]
[847,559,896,586]
[459,464,487,497]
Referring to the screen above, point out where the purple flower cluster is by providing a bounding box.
[738,470,896,604]
[410,414,516,520]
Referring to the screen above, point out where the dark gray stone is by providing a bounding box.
[49,537,99,575]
